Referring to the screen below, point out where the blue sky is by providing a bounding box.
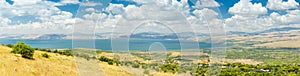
[0,0,300,34]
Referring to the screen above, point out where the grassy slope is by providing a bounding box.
[0,45,193,76]
[99,62,133,76]
[0,45,150,76]
[254,40,300,48]
[0,45,78,76]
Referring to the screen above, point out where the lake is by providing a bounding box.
[0,39,211,50]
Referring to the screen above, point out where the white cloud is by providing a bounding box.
[225,0,272,32]
[83,12,106,20]
[270,10,300,25]
[105,3,125,15]
[225,15,273,32]
[0,17,11,26]
[89,0,223,35]
[189,8,223,34]
[85,8,96,12]
[193,8,219,21]
[4,0,299,35]
[60,0,80,4]
[95,0,200,34]
[226,1,300,33]
[229,0,267,17]
[193,0,220,8]
[0,0,75,34]
[267,0,299,10]
[11,0,41,6]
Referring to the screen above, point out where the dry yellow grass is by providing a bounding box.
[0,45,78,76]
[224,59,263,65]
[170,52,180,57]
[99,62,133,76]
[75,57,106,76]
[99,52,143,61]
[152,72,175,76]
[254,40,300,48]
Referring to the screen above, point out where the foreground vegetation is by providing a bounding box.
[226,47,300,65]
[0,44,78,76]
[1,42,300,76]
[11,42,35,59]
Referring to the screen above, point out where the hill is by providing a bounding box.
[0,45,78,76]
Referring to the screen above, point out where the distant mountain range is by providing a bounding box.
[1,27,300,39]
[0,34,71,39]
[128,32,208,39]
[228,27,300,35]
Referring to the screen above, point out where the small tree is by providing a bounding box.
[11,42,34,59]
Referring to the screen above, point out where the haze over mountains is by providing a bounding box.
[1,27,300,40]
[228,27,300,35]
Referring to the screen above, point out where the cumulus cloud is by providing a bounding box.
[0,0,75,34]
[193,8,219,21]
[5,0,300,35]
[226,0,300,33]
[270,10,300,25]
[60,0,80,4]
[225,15,273,32]
[228,0,267,17]
[11,0,41,6]
[85,8,96,12]
[267,0,299,10]
[190,8,223,34]
[87,0,224,35]
[226,0,272,32]
[0,17,11,26]
[91,0,203,34]
[193,0,220,8]
[105,3,125,15]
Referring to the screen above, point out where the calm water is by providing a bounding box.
[0,39,211,50]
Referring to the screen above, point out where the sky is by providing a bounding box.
[0,0,300,35]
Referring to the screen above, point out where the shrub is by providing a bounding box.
[107,60,114,65]
[39,48,47,51]
[61,50,73,56]
[41,53,50,58]
[98,56,116,65]
[132,63,140,68]
[142,64,149,69]
[46,49,51,52]
[6,44,14,48]
[53,49,58,53]
[160,64,178,73]
[160,57,178,73]
[11,42,34,59]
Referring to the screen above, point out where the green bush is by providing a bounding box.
[6,44,14,48]
[53,49,58,53]
[160,64,178,73]
[11,42,34,59]
[41,53,50,58]
[160,57,178,73]
[107,60,114,65]
[98,56,116,65]
[132,63,140,68]
[61,50,73,56]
